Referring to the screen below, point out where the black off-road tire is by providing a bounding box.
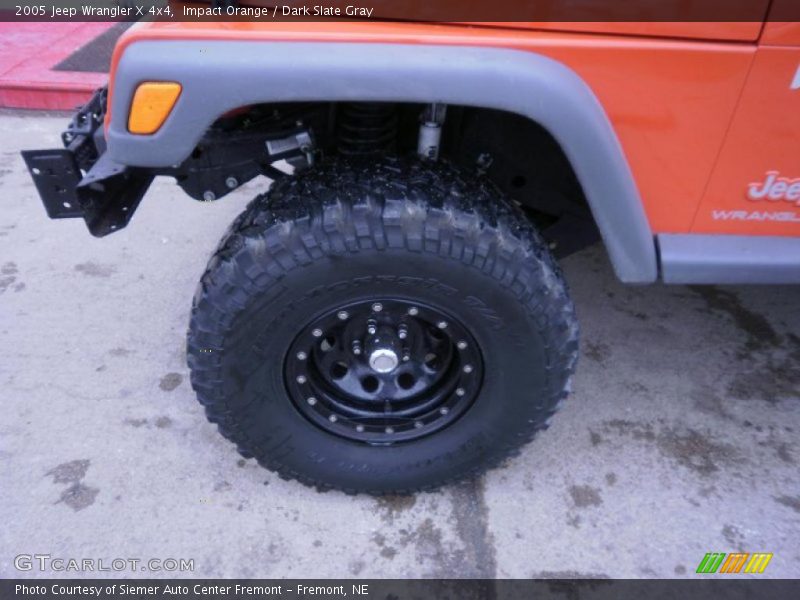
[187,158,579,494]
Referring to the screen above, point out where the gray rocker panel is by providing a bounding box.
[659,233,800,284]
[107,41,656,283]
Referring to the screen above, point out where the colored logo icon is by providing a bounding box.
[696,553,773,574]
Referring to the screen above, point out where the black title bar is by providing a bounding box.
[3,579,800,600]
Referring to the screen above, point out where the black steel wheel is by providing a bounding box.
[188,158,579,494]
[285,299,483,444]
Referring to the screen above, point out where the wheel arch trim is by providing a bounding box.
[107,40,656,283]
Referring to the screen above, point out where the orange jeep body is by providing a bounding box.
[24,9,800,284]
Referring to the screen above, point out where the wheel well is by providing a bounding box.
[446,107,588,217]
[179,102,598,256]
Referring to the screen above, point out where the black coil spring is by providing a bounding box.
[337,103,398,157]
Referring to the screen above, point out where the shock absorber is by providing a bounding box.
[336,103,398,157]
[417,103,447,160]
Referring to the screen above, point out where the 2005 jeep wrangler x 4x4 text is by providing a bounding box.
[21,7,800,493]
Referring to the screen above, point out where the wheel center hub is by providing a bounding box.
[369,348,399,373]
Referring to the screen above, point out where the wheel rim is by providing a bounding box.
[285,299,484,444]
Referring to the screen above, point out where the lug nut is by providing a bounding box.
[457,341,467,350]
[398,324,408,340]
[296,375,307,384]
[328,414,338,423]
[408,307,419,316]
[414,421,424,429]
[312,328,323,337]
[372,303,383,312]
[202,190,216,202]
[456,388,465,396]
[356,424,365,433]
[367,319,377,335]
[463,365,473,374]
[440,407,449,415]
[437,321,448,329]
[337,311,349,320]
[352,341,362,356]
[385,427,394,434]
[306,397,317,406]
[296,351,307,360]
[225,176,238,189]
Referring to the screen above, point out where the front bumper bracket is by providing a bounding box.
[21,87,154,237]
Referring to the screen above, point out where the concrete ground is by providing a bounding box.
[1,112,799,579]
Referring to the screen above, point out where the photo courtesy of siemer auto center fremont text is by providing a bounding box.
[1,0,799,598]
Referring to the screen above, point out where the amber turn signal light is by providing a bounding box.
[127,82,182,135]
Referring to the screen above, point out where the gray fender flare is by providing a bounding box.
[108,41,656,283]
